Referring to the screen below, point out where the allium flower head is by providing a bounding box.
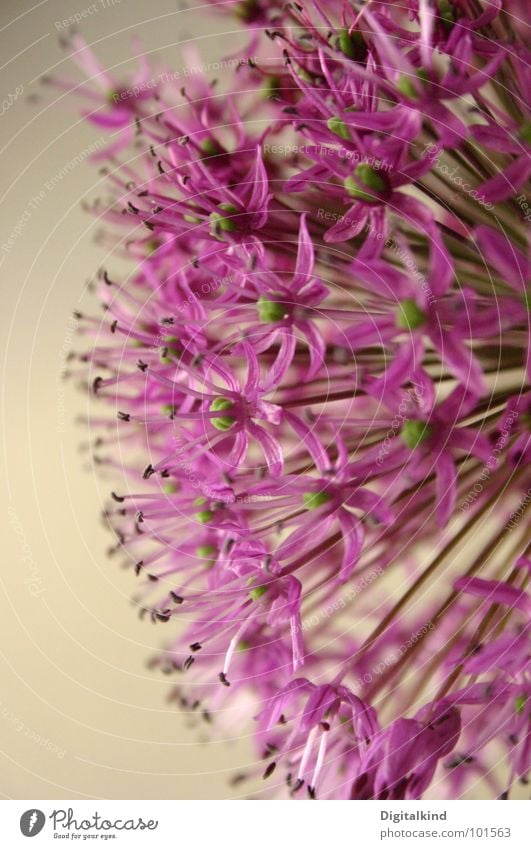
[61,0,530,799]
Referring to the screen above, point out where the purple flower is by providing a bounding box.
[61,0,531,801]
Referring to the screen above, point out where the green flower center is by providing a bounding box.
[396,299,426,330]
[401,419,433,449]
[327,116,351,141]
[249,584,267,601]
[337,29,367,63]
[210,397,236,431]
[515,694,527,714]
[200,138,224,158]
[303,491,332,511]
[263,76,281,99]
[196,545,216,558]
[520,121,531,146]
[160,336,181,364]
[194,497,213,524]
[397,69,429,101]
[209,203,238,239]
[234,0,259,22]
[163,482,178,494]
[344,164,389,203]
[438,0,455,28]
[257,295,288,323]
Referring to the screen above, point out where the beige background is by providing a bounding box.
[0,0,262,799]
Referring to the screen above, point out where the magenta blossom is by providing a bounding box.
[62,0,530,801]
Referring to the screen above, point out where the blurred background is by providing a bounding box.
[0,0,259,800]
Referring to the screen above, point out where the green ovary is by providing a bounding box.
[194,497,213,524]
[401,419,432,449]
[209,203,238,238]
[160,336,181,364]
[303,491,332,511]
[344,164,388,203]
[327,116,351,140]
[257,295,288,323]
[337,29,367,62]
[397,69,429,100]
[396,299,426,330]
[210,397,236,431]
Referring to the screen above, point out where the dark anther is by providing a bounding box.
[111,491,125,503]
[148,574,158,582]
[161,470,170,478]
[202,710,212,723]
[320,721,330,731]
[127,201,139,214]
[137,189,149,197]
[307,786,316,799]
[137,360,148,372]
[157,161,165,175]
[144,221,155,231]
[73,310,82,319]
[291,778,304,793]
[110,320,118,333]
[117,411,131,421]
[189,642,202,652]
[135,561,143,576]
[183,655,195,670]
[278,713,287,725]
[161,316,175,325]
[137,511,144,523]
[219,672,230,687]
[262,762,276,779]
[170,591,184,604]
[143,464,155,479]
[103,270,114,286]
[92,376,103,394]
[498,790,509,800]
[155,610,171,622]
